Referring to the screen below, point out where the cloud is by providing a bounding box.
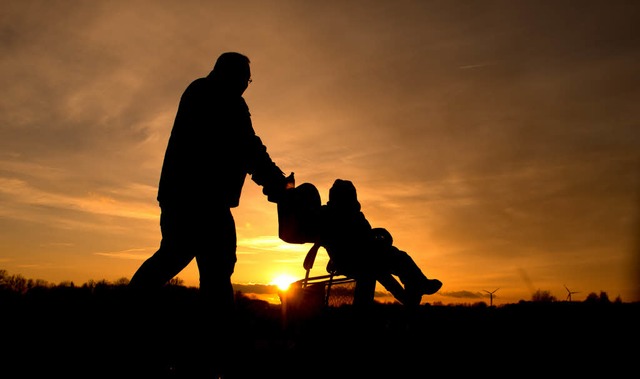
[441,290,484,300]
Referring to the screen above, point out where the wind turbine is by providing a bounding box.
[483,288,499,307]
[564,285,580,302]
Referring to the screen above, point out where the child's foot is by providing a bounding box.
[422,279,442,295]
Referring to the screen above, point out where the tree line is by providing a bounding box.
[1,268,626,306]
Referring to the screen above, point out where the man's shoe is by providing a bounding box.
[423,279,442,295]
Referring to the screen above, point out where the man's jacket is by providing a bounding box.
[157,76,284,209]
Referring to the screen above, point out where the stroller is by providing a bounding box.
[277,183,403,312]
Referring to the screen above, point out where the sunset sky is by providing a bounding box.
[1,0,638,306]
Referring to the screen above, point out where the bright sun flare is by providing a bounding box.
[271,274,297,291]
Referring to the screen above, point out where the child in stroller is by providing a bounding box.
[281,179,442,308]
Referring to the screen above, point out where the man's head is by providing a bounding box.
[328,179,361,212]
[209,52,252,96]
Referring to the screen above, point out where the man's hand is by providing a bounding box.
[263,172,295,203]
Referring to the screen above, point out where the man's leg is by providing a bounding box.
[193,208,238,377]
[129,211,196,289]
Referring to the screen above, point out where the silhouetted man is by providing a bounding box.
[128,52,292,374]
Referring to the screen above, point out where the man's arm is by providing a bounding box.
[248,135,294,202]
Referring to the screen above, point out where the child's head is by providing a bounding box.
[328,179,361,212]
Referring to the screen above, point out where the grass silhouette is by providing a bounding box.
[1,277,636,378]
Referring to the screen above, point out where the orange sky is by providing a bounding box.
[1,0,639,306]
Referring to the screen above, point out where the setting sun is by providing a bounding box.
[271,274,297,291]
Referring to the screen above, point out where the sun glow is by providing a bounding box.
[271,274,297,291]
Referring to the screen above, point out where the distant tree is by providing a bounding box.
[585,292,598,302]
[57,280,75,288]
[531,289,556,302]
[7,274,28,294]
[114,277,130,286]
[585,291,611,304]
[83,279,98,290]
[0,269,8,287]
[95,279,111,287]
[168,277,185,286]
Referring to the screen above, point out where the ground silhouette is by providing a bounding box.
[2,282,636,378]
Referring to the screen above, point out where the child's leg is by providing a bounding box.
[353,276,376,308]
[377,273,408,304]
[385,246,442,297]
[385,246,428,286]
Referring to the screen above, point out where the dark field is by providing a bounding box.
[2,285,637,378]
